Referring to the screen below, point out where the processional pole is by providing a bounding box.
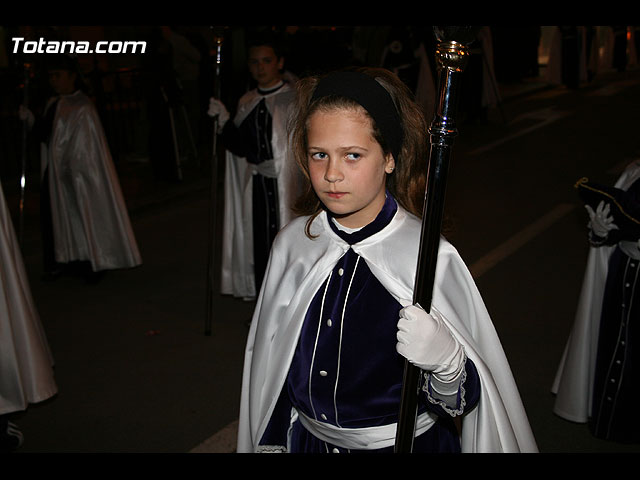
[19,61,32,245]
[205,27,225,336]
[394,26,478,453]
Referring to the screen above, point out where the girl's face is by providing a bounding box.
[307,108,395,229]
[247,45,284,89]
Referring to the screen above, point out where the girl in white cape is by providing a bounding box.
[237,67,537,453]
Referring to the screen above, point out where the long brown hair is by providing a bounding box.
[288,67,429,236]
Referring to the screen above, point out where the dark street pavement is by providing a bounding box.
[3,66,640,454]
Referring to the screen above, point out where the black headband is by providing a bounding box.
[310,70,403,162]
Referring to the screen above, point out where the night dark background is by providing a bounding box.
[0,26,547,195]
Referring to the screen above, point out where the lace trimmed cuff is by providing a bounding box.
[422,354,468,417]
[256,444,288,453]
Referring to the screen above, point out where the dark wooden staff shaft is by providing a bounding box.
[205,31,224,336]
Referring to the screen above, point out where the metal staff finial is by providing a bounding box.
[211,27,224,98]
[394,25,478,453]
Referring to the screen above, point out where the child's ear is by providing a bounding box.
[385,154,396,174]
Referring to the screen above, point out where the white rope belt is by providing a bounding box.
[249,159,278,178]
[296,409,437,450]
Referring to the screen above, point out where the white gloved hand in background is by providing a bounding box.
[585,200,618,238]
[18,105,34,128]
[207,97,230,130]
[396,304,465,383]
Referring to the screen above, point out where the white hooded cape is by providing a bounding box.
[41,90,141,271]
[220,83,300,299]
[1,182,58,415]
[238,205,538,453]
[552,160,640,422]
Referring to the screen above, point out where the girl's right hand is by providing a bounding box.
[396,304,465,383]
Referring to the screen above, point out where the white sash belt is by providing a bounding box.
[249,159,278,178]
[296,409,437,450]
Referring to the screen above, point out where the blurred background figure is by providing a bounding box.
[207,30,300,300]
[553,159,640,443]
[20,53,142,283]
[0,180,58,452]
[160,26,202,169]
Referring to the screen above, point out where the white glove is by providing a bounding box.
[396,304,465,383]
[18,105,34,128]
[207,97,230,128]
[585,201,618,238]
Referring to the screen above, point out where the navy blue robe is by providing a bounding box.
[260,195,480,452]
[587,177,640,442]
[589,245,640,442]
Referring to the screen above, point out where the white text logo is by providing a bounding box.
[12,37,147,54]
